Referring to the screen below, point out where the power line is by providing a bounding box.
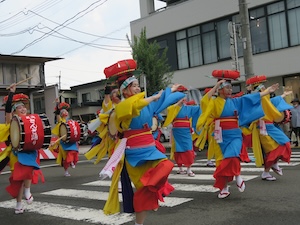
[10,0,109,55]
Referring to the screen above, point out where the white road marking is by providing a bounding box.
[192,162,300,167]
[82,180,218,193]
[41,189,193,207]
[173,167,265,172]
[168,174,258,181]
[0,200,134,225]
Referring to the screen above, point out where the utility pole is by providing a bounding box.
[239,0,254,80]
[58,71,61,91]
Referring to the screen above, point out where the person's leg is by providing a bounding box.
[135,211,147,225]
[271,161,283,176]
[24,179,33,203]
[63,160,71,176]
[235,175,245,192]
[15,182,24,214]
[176,163,186,174]
[262,167,276,181]
[186,165,195,177]
[218,181,230,199]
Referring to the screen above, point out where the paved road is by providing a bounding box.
[0,145,300,225]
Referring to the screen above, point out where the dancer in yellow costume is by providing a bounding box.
[50,100,79,177]
[98,59,185,225]
[245,75,292,181]
[196,70,279,199]
[84,84,120,164]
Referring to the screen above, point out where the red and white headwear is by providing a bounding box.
[246,75,267,92]
[54,102,70,111]
[3,93,29,111]
[211,70,240,89]
[104,59,140,98]
[177,85,188,93]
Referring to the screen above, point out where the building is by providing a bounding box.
[69,79,107,123]
[131,0,300,98]
[0,54,61,124]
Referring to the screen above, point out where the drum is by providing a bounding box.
[107,109,118,140]
[59,120,84,143]
[151,116,159,132]
[10,114,52,151]
[274,110,291,124]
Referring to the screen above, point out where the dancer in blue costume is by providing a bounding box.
[196,70,279,199]
[163,86,201,177]
[99,59,185,225]
[246,75,292,181]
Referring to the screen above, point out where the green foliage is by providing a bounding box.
[128,28,173,96]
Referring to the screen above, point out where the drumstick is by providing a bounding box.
[79,114,84,123]
[51,134,67,145]
[52,91,65,103]
[6,76,33,90]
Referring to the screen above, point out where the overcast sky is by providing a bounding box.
[0,0,166,89]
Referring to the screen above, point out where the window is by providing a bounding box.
[250,8,269,54]
[176,30,189,69]
[188,26,203,67]
[288,0,300,46]
[202,22,218,64]
[82,93,91,102]
[267,2,288,50]
[33,97,44,112]
[217,19,231,59]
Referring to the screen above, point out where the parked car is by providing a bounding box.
[159,124,172,143]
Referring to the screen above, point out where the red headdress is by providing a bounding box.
[54,102,70,111]
[177,85,188,92]
[2,93,29,106]
[185,100,196,105]
[212,70,240,80]
[104,59,139,87]
[246,75,267,86]
[204,88,212,94]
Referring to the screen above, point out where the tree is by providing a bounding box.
[128,28,173,96]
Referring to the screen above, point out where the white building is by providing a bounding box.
[131,0,300,98]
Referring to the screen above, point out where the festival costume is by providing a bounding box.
[196,70,265,192]
[163,100,201,170]
[51,103,79,172]
[98,59,185,215]
[84,94,119,164]
[0,93,44,199]
[100,89,184,214]
[246,76,292,171]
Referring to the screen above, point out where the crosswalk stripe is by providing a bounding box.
[172,184,218,192]
[192,162,300,167]
[82,180,218,193]
[173,167,265,172]
[168,174,257,181]
[0,200,134,225]
[41,189,193,207]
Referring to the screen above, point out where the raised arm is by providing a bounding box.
[5,83,16,124]
[206,80,224,99]
[260,83,279,97]
[144,90,163,103]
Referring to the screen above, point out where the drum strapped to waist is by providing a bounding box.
[10,113,52,151]
[59,120,84,143]
[107,109,118,140]
[274,110,291,124]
